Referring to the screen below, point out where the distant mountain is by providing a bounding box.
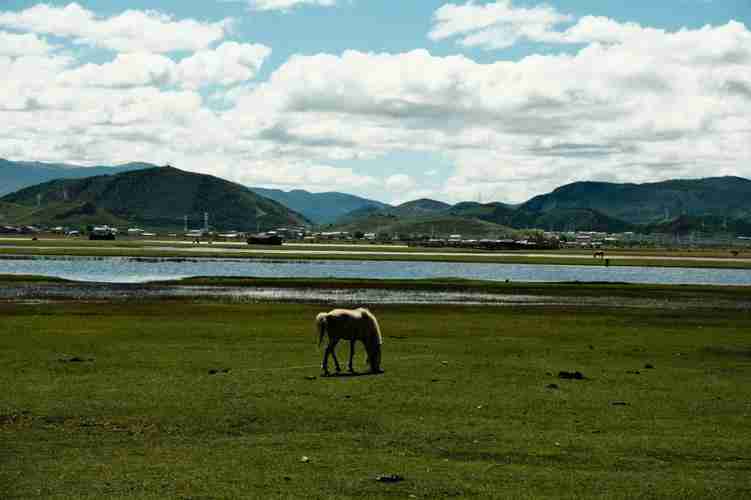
[336,197,633,235]
[448,202,633,232]
[0,158,155,197]
[520,177,751,224]
[335,198,450,225]
[249,187,388,224]
[1,166,309,231]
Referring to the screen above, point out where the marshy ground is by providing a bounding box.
[1,280,750,498]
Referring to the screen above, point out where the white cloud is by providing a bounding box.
[0,31,55,56]
[0,3,231,53]
[222,20,751,201]
[177,42,271,89]
[385,174,416,191]
[56,42,271,89]
[245,0,337,12]
[2,2,750,204]
[57,52,177,88]
[430,0,573,49]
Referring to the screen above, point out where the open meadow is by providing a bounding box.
[1,286,750,499]
[2,236,751,269]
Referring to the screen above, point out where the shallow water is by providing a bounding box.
[2,256,751,286]
[1,284,749,310]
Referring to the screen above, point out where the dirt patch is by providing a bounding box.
[0,412,160,435]
[58,355,94,363]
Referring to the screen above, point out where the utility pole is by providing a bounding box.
[204,212,209,234]
[184,215,188,233]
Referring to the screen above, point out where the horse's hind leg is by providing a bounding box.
[348,339,356,373]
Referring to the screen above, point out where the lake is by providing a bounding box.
[2,256,751,286]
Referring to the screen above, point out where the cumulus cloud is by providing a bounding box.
[431,0,751,57]
[57,52,176,88]
[177,42,271,89]
[0,31,56,56]
[430,0,573,49]
[0,3,231,53]
[57,43,271,89]
[245,0,337,12]
[223,20,751,201]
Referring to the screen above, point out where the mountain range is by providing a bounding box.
[0,159,386,225]
[249,187,387,224]
[1,159,750,236]
[330,177,751,237]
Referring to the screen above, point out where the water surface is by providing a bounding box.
[2,255,751,286]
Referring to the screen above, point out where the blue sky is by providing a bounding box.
[1,1,750,204]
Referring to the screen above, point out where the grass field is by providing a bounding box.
[2,236,751,269]
[2,291,751,498]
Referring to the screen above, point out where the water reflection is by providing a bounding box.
[1,284,749,310]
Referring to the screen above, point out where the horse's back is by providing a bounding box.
[324,308,372,339]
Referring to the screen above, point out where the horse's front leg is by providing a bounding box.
[348,339,356,373]
[330,338,341,373]
[321,342,331,376]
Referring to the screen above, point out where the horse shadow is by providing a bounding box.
[321,370,384,378]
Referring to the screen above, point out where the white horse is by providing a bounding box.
[316,308,383,376]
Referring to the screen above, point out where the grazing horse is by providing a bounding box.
[593,251,605,259]
[316,308,383,376]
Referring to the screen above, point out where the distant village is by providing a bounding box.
[2,221,749,250]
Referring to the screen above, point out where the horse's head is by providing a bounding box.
[315,312,328,346]
[366,338,384,374]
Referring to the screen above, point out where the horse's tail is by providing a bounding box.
[360,308,384,373]
[315,313,327,347]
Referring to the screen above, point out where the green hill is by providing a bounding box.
[1,166,309,232]
[644,215,751,236]
[0,158,155,197]
[512,208,634,233]
[392,199,451,216]
[331,213,518,239]
[520,177,751,224]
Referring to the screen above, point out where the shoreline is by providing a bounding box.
[2,245,751,269]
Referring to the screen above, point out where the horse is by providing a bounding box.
[316,308,383,376]
[593,251,605,259]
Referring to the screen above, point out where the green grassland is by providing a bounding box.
[2,295,750,498]
[2,237,751,269]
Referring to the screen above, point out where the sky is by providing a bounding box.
[1,1,750,205]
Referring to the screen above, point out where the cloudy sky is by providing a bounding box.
[2,1,750,204]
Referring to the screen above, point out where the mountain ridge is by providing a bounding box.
[1,166,309,232]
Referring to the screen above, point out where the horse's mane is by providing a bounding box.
[358,308,383,345]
